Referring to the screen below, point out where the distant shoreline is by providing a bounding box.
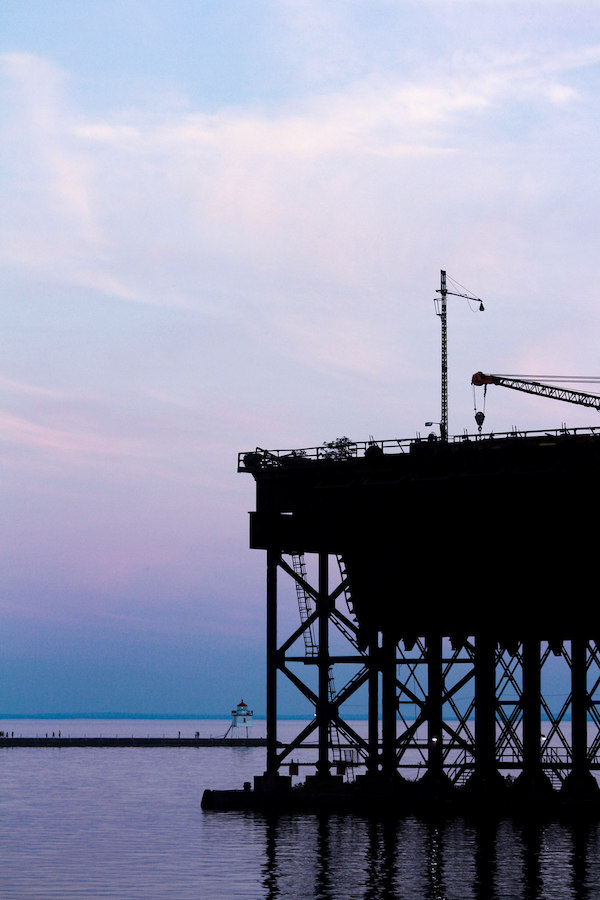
[0,713,571,722]
[0,713,372,721]
[0,713,266,720]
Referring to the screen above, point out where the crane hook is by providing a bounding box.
[473,382,487,432]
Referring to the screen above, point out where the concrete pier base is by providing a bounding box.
[561,771,600,803]
[201,774,600,817]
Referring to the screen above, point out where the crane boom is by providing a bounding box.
[472,372,600,411]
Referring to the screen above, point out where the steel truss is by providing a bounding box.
[265,550,600,788]
[266,550,369,781]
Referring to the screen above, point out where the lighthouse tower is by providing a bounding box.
[224,699,254,738]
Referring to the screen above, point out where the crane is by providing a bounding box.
[471,372,600,431]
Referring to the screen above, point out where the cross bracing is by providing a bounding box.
[262,549,600,794]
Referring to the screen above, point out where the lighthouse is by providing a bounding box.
[224,699,254,738]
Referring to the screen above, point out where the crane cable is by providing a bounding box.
[492,375,600,385]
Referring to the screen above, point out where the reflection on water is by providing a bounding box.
[260,813,600,900]
[1,722,600,898]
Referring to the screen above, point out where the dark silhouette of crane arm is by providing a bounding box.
[472,372,600,411]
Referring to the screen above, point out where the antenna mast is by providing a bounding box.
[439,270,448,442]
[435,270,485,442]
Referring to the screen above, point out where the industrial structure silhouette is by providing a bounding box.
[203,273,600,813]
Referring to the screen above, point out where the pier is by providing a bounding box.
[1,736,267,748]
[202,426,600,815]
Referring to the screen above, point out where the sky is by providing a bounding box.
[2,0,600,715]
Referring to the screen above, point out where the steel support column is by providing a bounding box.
[571,637,588,778]
[368,640,379,774]
[266,549,278,776]
[381,633,397,776]
[427,635,443,777]
[522,638,542,779]
[474,635,497,779]
[317,552,330,777]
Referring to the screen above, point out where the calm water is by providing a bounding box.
[1,718,600,899]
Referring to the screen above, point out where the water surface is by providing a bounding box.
[1,719,599,899]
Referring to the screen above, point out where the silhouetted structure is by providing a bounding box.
[203,426,600,813]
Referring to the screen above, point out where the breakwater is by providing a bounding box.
[0,736,267,748]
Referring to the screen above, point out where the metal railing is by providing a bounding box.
[238,426,600,471]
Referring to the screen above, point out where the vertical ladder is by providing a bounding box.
[335,555,354,614]
[291,553,318,657]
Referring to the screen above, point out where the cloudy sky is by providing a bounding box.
[2,0,599,715]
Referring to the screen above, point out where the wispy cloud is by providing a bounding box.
[2,54,99,235]
[0,409,147,460]
[2,25,600,401]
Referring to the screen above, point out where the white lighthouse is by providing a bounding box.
[224,699,254,738]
